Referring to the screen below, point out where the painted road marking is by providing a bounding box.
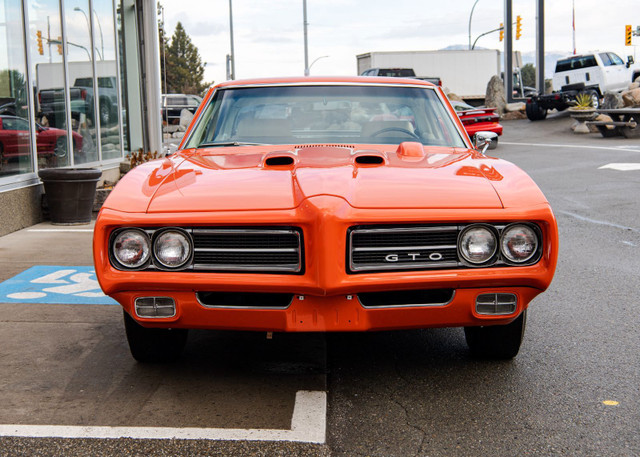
[501,141,640,153]
[0,266,117,305]
[0,390,326,443]
[599,163,640,171]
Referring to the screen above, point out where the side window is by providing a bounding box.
[583,55,597,68]
[609,53,624,66]
[599,53,613,66]
[3,118,16,130]
[15,118,29,130]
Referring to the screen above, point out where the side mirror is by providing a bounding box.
[473,131,498,154]
[627,56,634,68]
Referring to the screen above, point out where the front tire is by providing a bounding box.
[464,311,527,359]
[123,311,188,363]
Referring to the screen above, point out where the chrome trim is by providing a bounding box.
[351,261,459,272]
[195,293,294,310]
[358,290,456,309]
[134,296,177,318]
[152,228,194,269]
[350,226,458,234]
[353,244,457,252]
[196,248,298,253]
[457,224,499,266]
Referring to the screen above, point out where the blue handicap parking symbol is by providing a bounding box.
[0,266,118,305]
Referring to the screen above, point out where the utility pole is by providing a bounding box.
[303,0,309,76]
[228,0,235,80]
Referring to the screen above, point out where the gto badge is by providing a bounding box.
[384,252,443,262]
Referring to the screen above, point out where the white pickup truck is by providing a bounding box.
[526,52,640,120]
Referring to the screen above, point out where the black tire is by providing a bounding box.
[585,90,600,109]
[464,310,526,359]
[525,100,547,121]
[123,310,188,363]
[99,100,112,125]
[54,136,67,158]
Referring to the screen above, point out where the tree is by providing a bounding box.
[520,63,536,88]
[163,22,211,95]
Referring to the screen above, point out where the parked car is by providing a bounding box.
[526,52,640,120]
[161,94,202,124]
[94,76,558,363]
[0,115,82,169]
[361,68,442,86]
[450,100,502,149]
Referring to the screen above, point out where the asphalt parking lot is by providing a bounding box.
[0,111,639,456]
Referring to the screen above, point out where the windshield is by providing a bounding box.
[185,85,466,148]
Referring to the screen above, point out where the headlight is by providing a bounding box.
[113,229,151,269]
[459,225,497,265]
[153,229,192,269]
[501,224,539,263]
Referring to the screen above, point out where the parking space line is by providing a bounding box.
[501,141,640,153]
[27,229,94,233]
[0,390,326,444]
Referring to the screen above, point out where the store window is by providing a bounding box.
[27,0,72,169]
[63,0,99,164]
[93,0,122,160]
[1,0,32,178]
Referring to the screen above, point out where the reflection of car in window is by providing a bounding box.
[0,115,83,170]
[94,77,558,363]
[162,94,203,124]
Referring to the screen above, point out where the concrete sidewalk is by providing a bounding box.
[0,221,96,283]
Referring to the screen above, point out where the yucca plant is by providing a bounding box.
[571,93,594,110]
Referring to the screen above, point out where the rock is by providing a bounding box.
[119,161,131,174]
[179,109,194,128]
[602,91,624,109]
[501,110,527,120]
[178,124,187,132]
[621,87,640,107]
[485,75,506,115]
[447,92,463,101]
[629,82,640,90]
[588,114,614,133]
[635,75,640,83]
[163,125,180,133]
[172,131,185,139]
[505,102,526,112]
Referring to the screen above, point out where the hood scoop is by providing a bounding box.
[353,150,386,166]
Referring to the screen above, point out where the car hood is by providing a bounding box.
[136,144,514,213]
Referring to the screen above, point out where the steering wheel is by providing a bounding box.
[369,127,420,140]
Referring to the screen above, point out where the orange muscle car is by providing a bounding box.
[93,77,558,362]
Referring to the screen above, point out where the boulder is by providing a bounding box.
[602,91,624,109]
[485,75,506,115]
[505,102,526,112]
[588,114,614,133]
[621,88,640,107]
[447,92,463,101]
[179,109,194,128]
[628,82,640,90]
[501,111,527,120]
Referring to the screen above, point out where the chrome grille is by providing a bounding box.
[348,226,459,273]
[192,228,303,273]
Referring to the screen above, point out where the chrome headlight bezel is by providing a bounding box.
[152,228,193,269]
[110,228,152,270]
[499,223,542,265]
[457,224,499,266]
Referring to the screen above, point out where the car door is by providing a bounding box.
[0,117,30,156]
[599,53,624,91]
[607,53,628,90]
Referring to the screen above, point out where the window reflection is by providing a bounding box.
[93,0,121,160]
[28,0,71,169]
[64,0,98,164]
[0,0,32,176]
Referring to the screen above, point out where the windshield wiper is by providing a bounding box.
[198,141,268,147]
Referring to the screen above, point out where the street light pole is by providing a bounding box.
[303,0,309,76]
[73,6,103,60]
[307,55,328,75]
[228,0,235,80]
[468,0,480,50]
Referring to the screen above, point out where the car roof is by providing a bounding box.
[213,76,436,90]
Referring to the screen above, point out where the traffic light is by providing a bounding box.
[57,36,62,55]
[626,25,632,46]
[516,15,522,40]
[499,23,504,42]
[36,30,44,55]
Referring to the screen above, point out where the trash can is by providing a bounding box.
[38,168,102,225]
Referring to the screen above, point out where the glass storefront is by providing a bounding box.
[0,0,33,176]
[1,0,127,183]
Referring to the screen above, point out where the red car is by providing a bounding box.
[0,115,83,169]
[451,101,503,149]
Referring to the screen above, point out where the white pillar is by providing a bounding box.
[142,0,163,155]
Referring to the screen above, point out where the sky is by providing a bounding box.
[160,0,639,86]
